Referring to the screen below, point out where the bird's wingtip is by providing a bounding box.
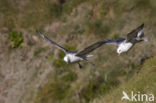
[136,23,144,30]
[36,30,41,34]
[140,23,144,28]
[36,31,45,38]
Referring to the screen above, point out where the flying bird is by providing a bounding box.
[104,23,147,55]
[37,32,106,68]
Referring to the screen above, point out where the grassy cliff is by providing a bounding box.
[0,0,156,103]
[91,56,156,103]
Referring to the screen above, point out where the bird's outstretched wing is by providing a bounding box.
[76,40,105,57]
[126,23,144,42]
[37,31,67,53]
[104,38,125,46]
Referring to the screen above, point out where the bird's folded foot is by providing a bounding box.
[78,63,83,69]
[83,59,95,66]
[87,61,95,66]
[89,62,95,66]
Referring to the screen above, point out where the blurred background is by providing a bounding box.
[0,0,156,103]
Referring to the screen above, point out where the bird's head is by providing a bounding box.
[117,48,123,55]
[63,56,69,63]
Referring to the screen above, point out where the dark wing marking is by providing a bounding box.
[76,40,105,57]
[104,38,125,45]
[126,23,144,42]
[37,31,67,53]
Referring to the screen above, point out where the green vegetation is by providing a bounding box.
[0,0,88,29]
[1,0,156,103]
[62,0,89,14]
[48,52,54,61]
[65,44,77,51]
[0,0,17,28]
[34,47,48,57]
[78,76,120,102]
[53,59,65,68]
[58,51,65,59]
[112,34,120,39]
[92,56,156,103]
[63,71,77,82]
[34,71,77,103]
[86,19,111,37]
[8,30,24,48]
[32,0,156,102]
[34,78,70,103]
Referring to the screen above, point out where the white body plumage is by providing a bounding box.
[117,41,133,55]
[64,53,83,63]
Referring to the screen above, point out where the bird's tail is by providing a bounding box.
[143,38,148,42]
[86,54,93,58]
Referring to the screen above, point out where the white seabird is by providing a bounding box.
[104,23,147,55]
[37,32,106,68]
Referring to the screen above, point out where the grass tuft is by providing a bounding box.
[8,30,24,48]
[53,59,65,68]
[34,47,48,57]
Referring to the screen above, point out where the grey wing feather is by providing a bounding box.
[104,38,125,45]
[126,23,144,42]
[37,31,67,53]
[76,40,105,57]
